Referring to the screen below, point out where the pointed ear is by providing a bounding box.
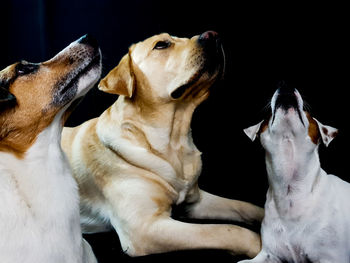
[243,120,264,141]
[313,118,338,147]
[98,52,135,98]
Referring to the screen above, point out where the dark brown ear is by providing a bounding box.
[0,85,16,111]
[0,86,15,102]
[98,52,135,98]
[0,64,18,108]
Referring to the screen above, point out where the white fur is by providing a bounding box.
[0,112,95,263]
[241,89,350,263]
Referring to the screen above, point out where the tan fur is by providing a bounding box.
[62,32,263,258]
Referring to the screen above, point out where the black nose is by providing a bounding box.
[78,34,99,49]
[277,81,295,95]
[198,31,221,50]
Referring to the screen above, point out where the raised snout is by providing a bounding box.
[47,34,102,106]
[197,31,221,51]
[270,83,305,126]
[271,83,303,112]
[196,31,223,72]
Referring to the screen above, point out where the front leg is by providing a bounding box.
[104,180,261,258]
[185,188,264,225]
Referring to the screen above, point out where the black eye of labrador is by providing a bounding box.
[153,40,171,50]
[16,61,39,76]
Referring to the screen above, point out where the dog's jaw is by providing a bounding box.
[0,35,102,159]
[169,34,224,101]
[51,36,102,108]
[270,87,305,129]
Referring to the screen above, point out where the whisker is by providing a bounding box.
[261,99,272,113]
[220,44,226,80]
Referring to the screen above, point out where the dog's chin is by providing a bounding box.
[170,66,221,100]
[55,52,101,107]
[75,63,101,99]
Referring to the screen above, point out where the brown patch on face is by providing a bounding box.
[306,112,320,144]
[0,52,85,158]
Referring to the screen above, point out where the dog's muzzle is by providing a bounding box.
[198,31,221,52]
[170,31,224,100]
[274,83,299,111]
[271,82,304,125]
[197,31,223,73]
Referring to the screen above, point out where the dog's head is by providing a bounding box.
[0,34,101,157]
[244,84,338,158]
[99,31,224,106]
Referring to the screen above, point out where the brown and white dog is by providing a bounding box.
[0,35,100,263]
[62,31,263,258]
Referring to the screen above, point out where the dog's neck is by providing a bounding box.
[0,111,72,215]
[98,95,203,197]
[265,143,324,217]
[118,95,199,150]
[0,111,66,174]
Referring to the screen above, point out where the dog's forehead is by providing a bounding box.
[140,33,189,46]
[131,33,192,62]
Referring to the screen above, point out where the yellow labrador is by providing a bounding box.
[62,31,263,258]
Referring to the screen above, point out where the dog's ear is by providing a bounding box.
[243,120,264,141]
[313,118,338,147]
[0,85,16,110]
[0,87,15,103]
[99,53,134,98]
[0,64,17,109]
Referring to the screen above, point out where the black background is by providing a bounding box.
[1,1,349,262]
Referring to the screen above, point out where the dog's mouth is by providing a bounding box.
[52,35,102,107]
[271,83,305,126]
[57,53,101,97]
[170,69,204,99]
[170,43,225,100]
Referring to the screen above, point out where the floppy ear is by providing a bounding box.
[98,53,135,98]
[0,87,15,103]
[0,64,17,107]
[0,85,16,112]
[243,120,264,141]
[313,118,338,147]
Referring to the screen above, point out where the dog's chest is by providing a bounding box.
[1,154,76,219]
[0,138,79,228]
[172,147,202,204]
[145,125,202,181]
[153,135,202,201]
[263,200,343,262]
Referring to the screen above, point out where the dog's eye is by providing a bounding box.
[153,40,171,50]
[16,62,39,76]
